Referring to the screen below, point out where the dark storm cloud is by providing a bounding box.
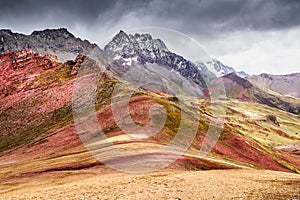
[148,0,299,32]
[143,0,300,33]
[0,0,145,24]
[0,0,300,35]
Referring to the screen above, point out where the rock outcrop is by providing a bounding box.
[0,28,103,61]
[104,30,207,89]
[0,49,60,98]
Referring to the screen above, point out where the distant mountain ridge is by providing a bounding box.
[209,72,300,114]
[248,73,300,98]
[196,59,249,78]
[0,28,103,61]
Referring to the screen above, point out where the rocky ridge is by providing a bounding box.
[248,73,300,98]
[196,59,249,78]
[104,30,208,88]
[209,72,300,114]
[0,28,249,90]
[0,28,103,61]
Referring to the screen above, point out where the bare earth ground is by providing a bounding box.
[0,169,299,200]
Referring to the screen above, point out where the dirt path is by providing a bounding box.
[1,169,299,199]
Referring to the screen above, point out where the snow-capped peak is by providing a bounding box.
[195,59,249,78]
[104,30,207,88]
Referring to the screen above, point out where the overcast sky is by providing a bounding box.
[1,0,300,75]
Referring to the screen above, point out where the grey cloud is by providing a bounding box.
[1,0,299,34]
[0,0,147,25]
[142,0,300,34]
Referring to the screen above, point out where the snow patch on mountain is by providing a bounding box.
[104,30,208,88]
[195,59,249,78]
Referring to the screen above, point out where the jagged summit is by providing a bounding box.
[31,28,75,39]
[104,30,207,88]
[210,59,235,75]
[196,59,249,78]
[104,30,169,56]
[0,29,14,35]
[0,28,101,61]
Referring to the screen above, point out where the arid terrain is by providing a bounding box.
[0,28,299,199]
[1,168,300,200]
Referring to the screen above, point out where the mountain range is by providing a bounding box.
[2,28,297,113]
[0,28,299,197]
[0,28,104,61]
[248,73,300,98]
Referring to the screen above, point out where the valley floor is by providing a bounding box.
[0,168,299,200]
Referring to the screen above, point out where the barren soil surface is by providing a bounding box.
[1,169,299,200]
